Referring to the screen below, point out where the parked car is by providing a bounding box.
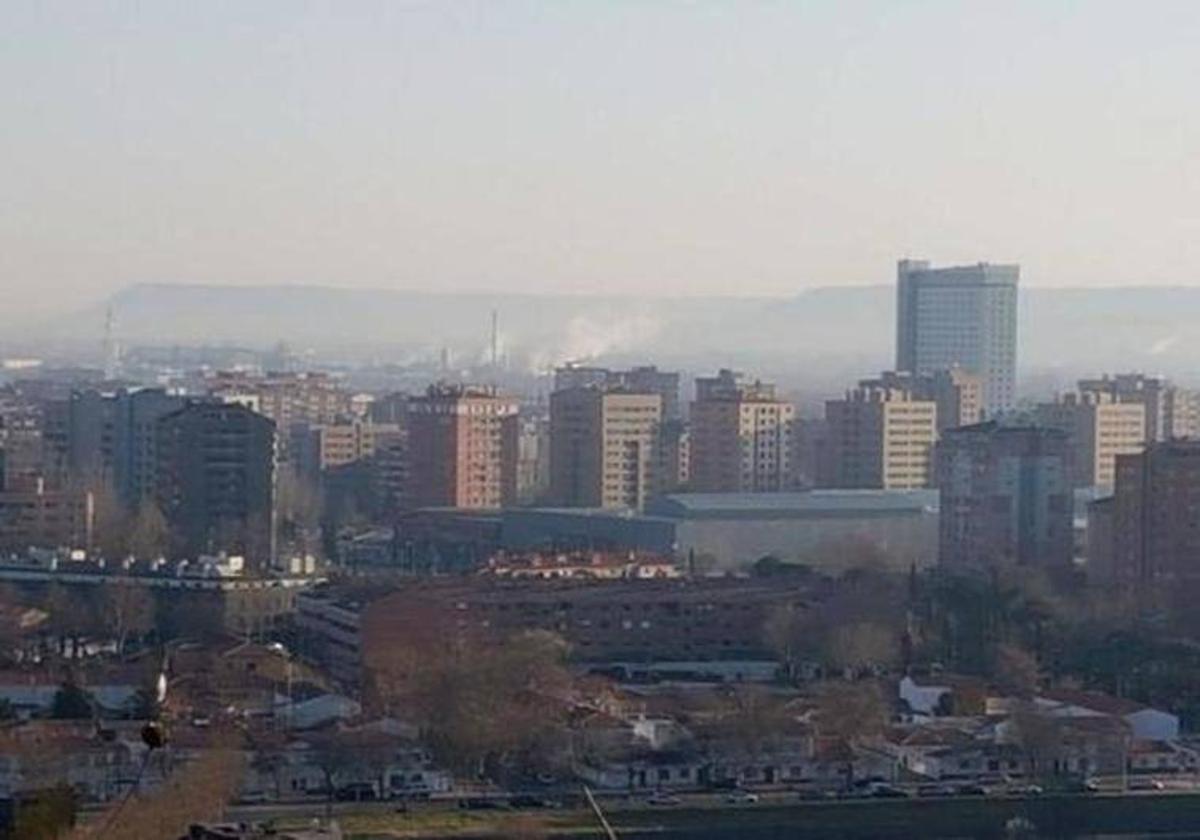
[797,787,835,801]
[956,783,988,796]
[335,783,378,802]
[851,776,886,790]
[1130,778,1166,791]
[459,796,506,810]
[1008,784,1043,796]
[510,794,560,809]
[726,791,760,804]
[646,792,682,806]
[917,784,955,798]
[870,784,911,799]
[391,788,433,801]
[236,790,270,805]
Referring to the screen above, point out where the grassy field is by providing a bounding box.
[279,807,582,838]
[279,792,1200,839]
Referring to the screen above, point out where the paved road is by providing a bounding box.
[225,781,1200,824]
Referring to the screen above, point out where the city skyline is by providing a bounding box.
[5,5,1200,834]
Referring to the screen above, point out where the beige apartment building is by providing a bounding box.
[688,370,794,493]
[549,387,662,510]
[297,419,396,476]
[857,369,983,433]
[1036,392,1145,488]
[406,384,519,509]
[824,383,938,489]
[207,371,351,430]
[1078,373,1200,442]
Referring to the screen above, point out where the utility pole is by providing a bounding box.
[490,309,499,370]
[582,785,618,840]
[103,304,120,381]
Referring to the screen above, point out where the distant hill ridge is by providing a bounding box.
[36,283,1200,381]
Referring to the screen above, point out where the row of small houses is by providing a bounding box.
[576,720,1197,792]
[0,719,452,803]
[3,670,1194,802]
[575,679,1194,792]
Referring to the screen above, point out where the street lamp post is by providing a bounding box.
[268,642,293,731]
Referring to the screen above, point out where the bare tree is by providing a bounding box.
[0,584,26,665]
[762,603,815,682]
[72,743,244,840]
[1007,701,1062,781]
[276,463,323,554]
[126,501,171,560]
[101,584,157,655]
[826,621,901,675]
[375,627,574,781]
[307,730,362,815]
[91,483,130,559]
[812,680,890,789]
[812,680,889,744]
[250,747,288,802]
[993,643,1041,700]
[707,684,794,763]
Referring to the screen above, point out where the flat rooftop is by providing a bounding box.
[647,489,940,520]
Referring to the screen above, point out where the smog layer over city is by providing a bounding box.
[3,3,1200,839]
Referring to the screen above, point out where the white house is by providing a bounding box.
[1036,689,1179,741]
[899,675,951,717]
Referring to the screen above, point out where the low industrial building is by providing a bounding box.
[391,489,939,574]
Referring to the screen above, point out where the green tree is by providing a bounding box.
[50,681,94,719]
[156,592,224,643]
[44,583,98,658]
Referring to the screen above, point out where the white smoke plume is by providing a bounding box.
[524,312,664,373]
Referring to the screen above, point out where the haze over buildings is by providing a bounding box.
[7,7,1200,833]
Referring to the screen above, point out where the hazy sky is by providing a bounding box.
[4,1,1200,310]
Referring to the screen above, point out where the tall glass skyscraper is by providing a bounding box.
[895,259,1019,416]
